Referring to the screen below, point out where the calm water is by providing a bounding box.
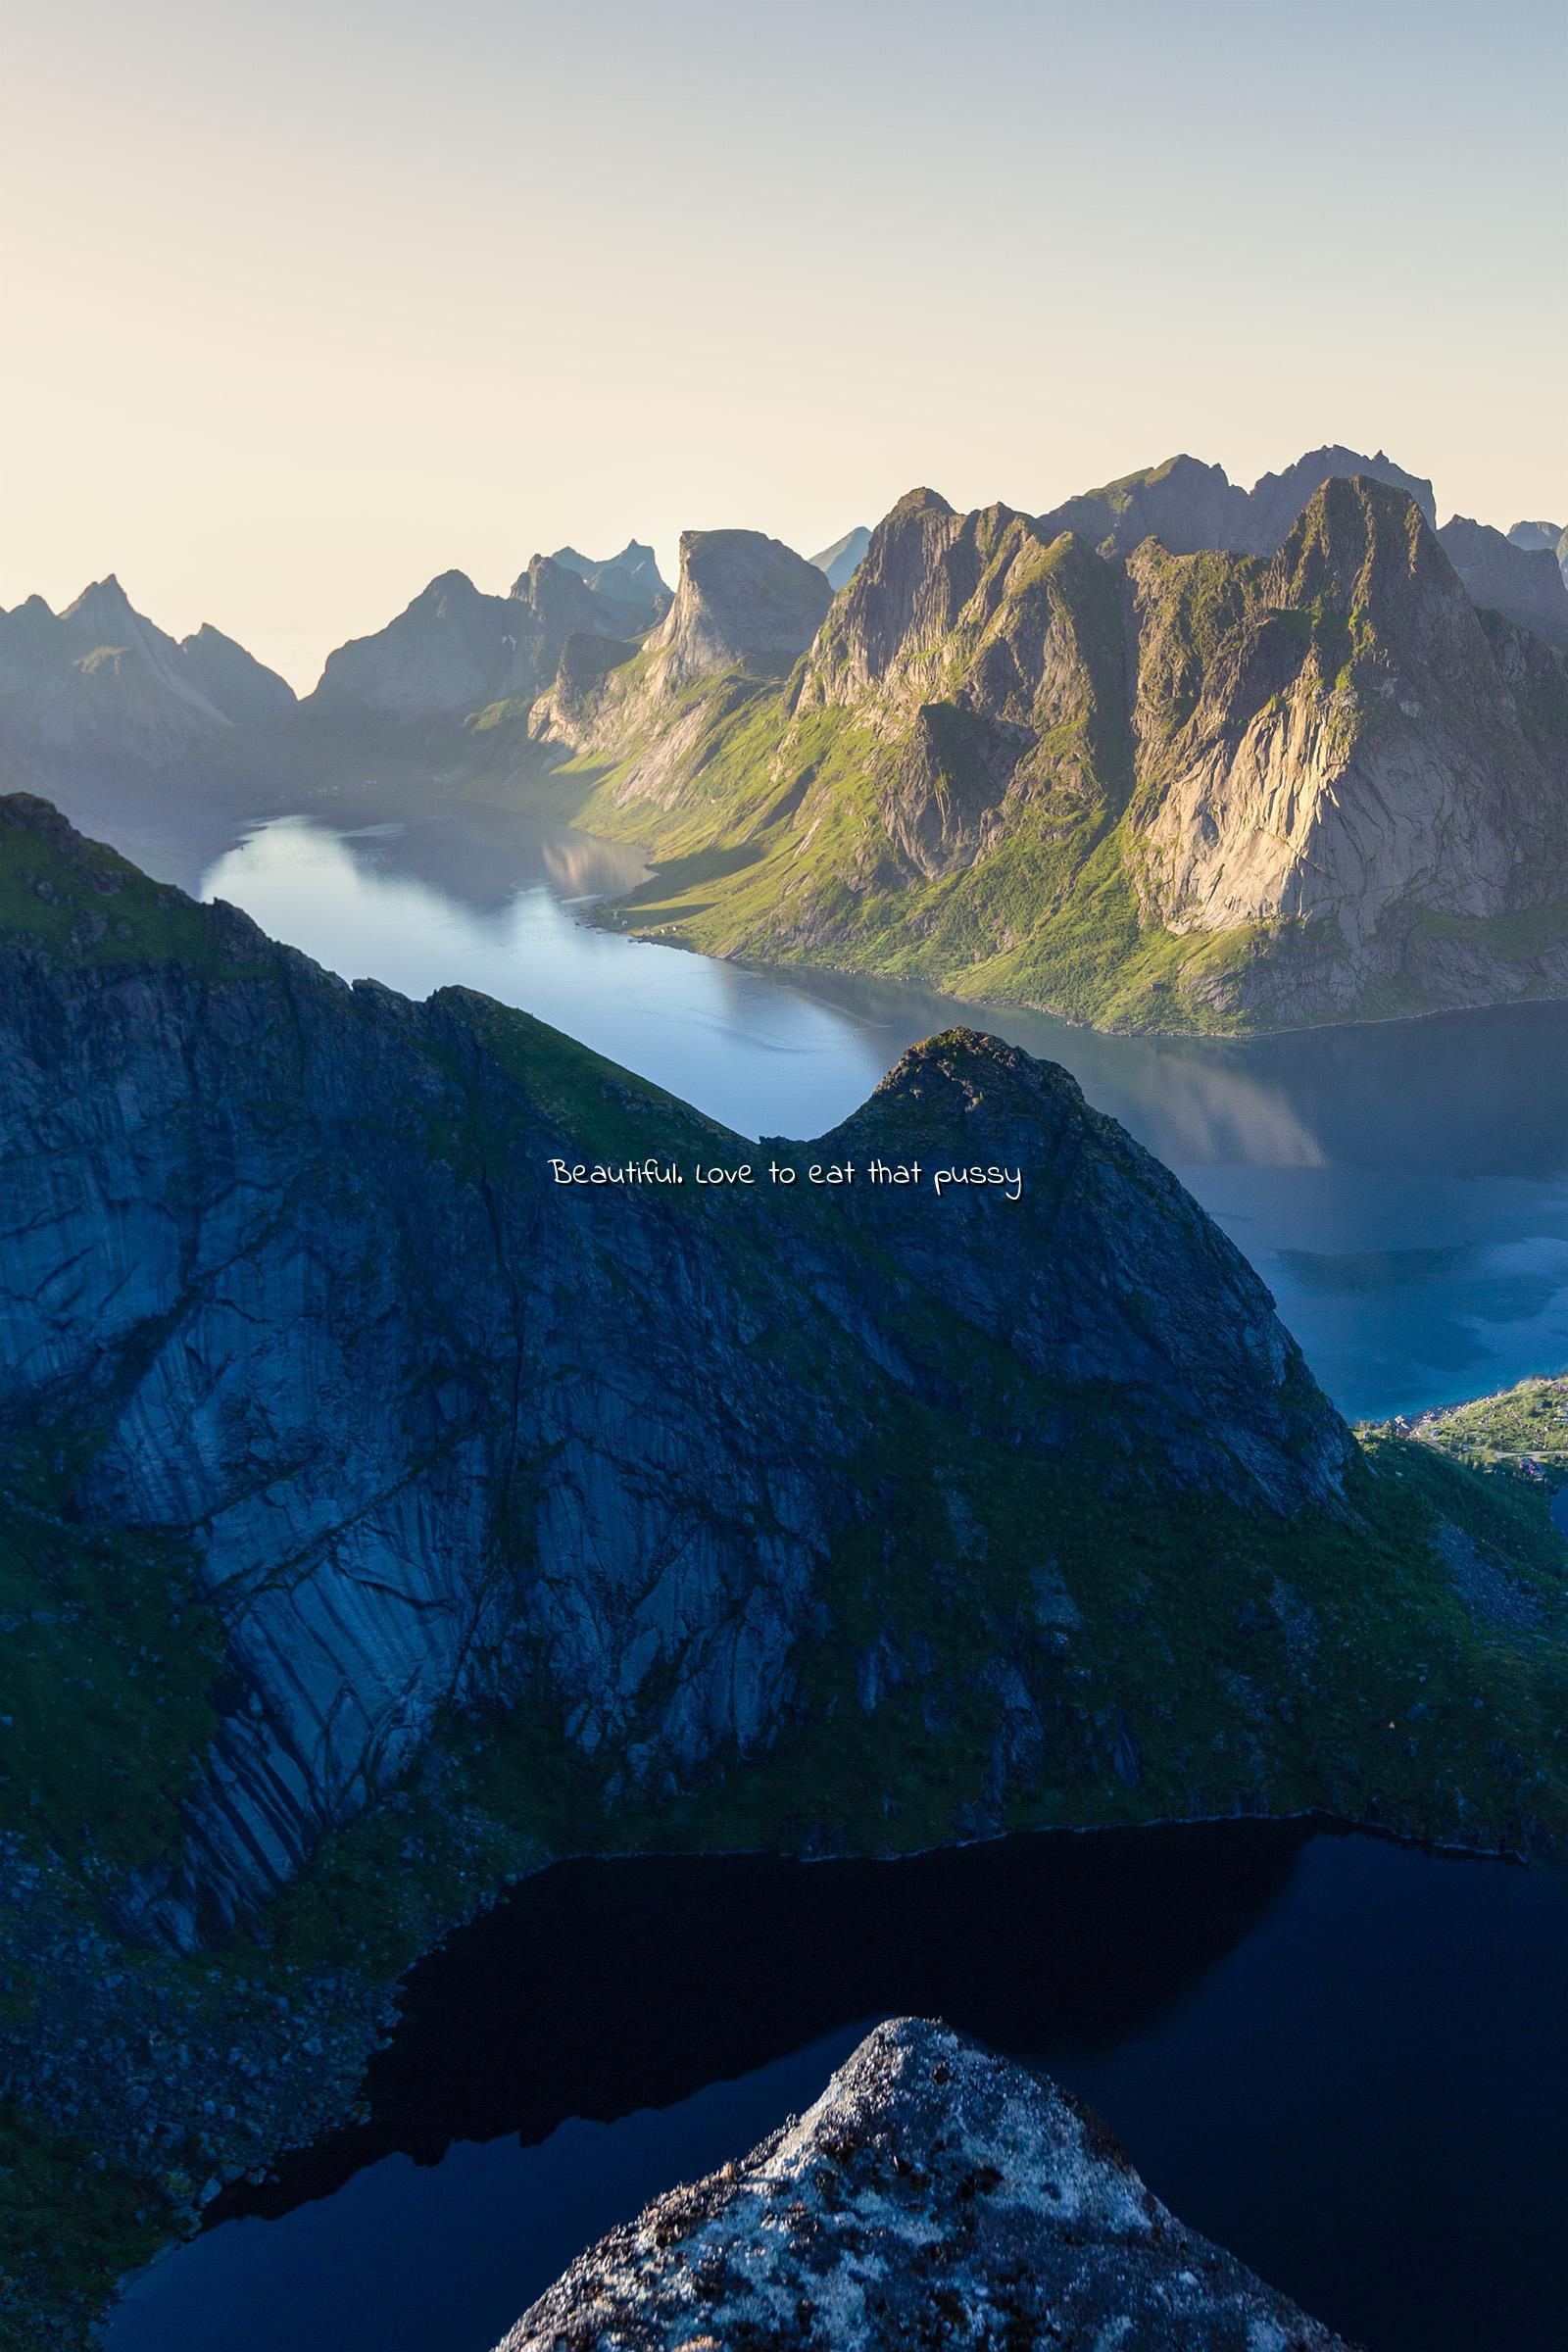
[183,807,1568,1421]
[104,1825,1568,2352]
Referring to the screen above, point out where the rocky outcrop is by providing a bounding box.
[808,524,871,590]
[497,2018,1351,2352]
[0,576,295,765]
[1439,515,1568,652]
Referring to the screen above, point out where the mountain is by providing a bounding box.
[3,793,1566,2339]
[0,576,295,765]
[1245,443,1437,545]
[500,2019,1351,2352]
[545,476,1568,1031]
[1440,514,1568,652]
[1037,444,1438,561]
[549,539,670,633]
[532,526,832,803]
[809,523,872,589]
[1509,517,1564,556]
[1036,453,1251,557]
[304,557,613,733]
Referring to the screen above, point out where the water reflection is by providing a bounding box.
[191,810,1568,1421]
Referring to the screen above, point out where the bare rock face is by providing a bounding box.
[1131,477,1567,976]
[0,575,295,764]
[1439,515,1568,654]
[612,471,1568,1029]
[649,528,832,689]
[497,2018,1352,2352]
[1244,446,1436,550]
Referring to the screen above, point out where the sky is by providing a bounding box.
[2,0,1564,690]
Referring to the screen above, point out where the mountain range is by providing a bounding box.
[3,449,1567,1033]
[541,472,1568,1029]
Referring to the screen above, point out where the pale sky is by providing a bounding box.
[2,0,1563,689]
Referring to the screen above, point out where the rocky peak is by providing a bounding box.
[1248,444,1437,548]
[1037,453,1250,559]
[59,574,142,645]
[799,493,1045,709]
[497,2018,1351,2352]
[648,527,832,687]
[1270,472,1456,622]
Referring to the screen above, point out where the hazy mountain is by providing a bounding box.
[1508,516,1568,587]
[539,477,1568,1032]
[305,557,611,731]
[0,575,294,764]
[1037,445,1438,561]
[809,523,872,590]
[1245,444,1436,546]
[1438,515,1568,653]
[549,540,670,633]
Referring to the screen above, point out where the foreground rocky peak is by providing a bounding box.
[498,2018,1351,2352]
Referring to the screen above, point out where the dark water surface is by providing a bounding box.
[104,1824,1568,2352]
[176,808,1568,1421]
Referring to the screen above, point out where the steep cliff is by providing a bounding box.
[499,2018,1351,2352]
[0,577,295,765]
[555,478,1568,1030]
